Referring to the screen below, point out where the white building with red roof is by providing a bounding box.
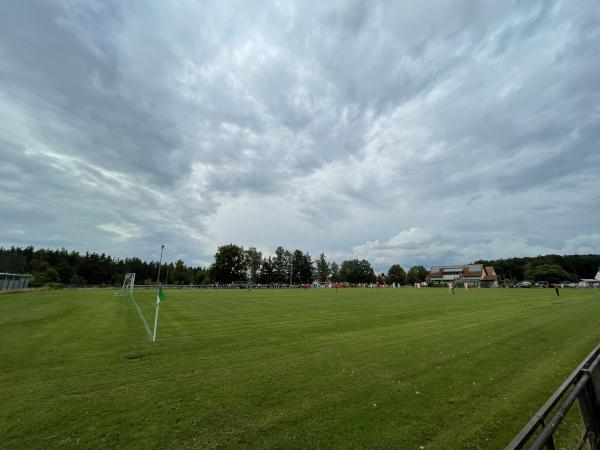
[426,264,498,287]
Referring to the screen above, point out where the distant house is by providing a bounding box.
[426,264,498,287]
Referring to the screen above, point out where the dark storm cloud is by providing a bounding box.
[1,0,599,268]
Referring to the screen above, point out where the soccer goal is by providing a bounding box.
[115,273,136,296]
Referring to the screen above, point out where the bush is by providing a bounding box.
[69,274,87,287]
[47,283,64,290]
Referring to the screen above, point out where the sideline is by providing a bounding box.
[129,294,152,340]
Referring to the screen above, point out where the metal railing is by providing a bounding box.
[506,343,600,450]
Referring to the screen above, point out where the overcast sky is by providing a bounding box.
[1,0,599,272]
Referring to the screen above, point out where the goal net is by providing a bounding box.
[115,273,136,296]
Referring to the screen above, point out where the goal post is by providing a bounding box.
[115,273,136,296]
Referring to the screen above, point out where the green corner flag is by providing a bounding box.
[153,286,166,343]
[158,286,167,303]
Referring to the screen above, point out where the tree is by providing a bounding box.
[259,257,274,284]
[56,261,74,284]
[339,259,375,284]
[69,274,87,286]
[290,250,313,284]
[406,265,428,284]
[192,267,208,285]
[561,254,600,279]
[172,259,191,284]
[208,244,246,283]
[30,260,60,286]
[78,252,104,285]
[111,272,124,287]
[272,246,289,284]
[0,245,207,287]
[314,253,330,282]
[525,264,573,284]
[387,264,406,285]
[245,247,262,282]
[475,254,600,282]
[330,262,340,282]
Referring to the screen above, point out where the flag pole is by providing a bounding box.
[152,297,160,342]
[153,244,165,343]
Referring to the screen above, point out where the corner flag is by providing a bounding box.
[158,286,167,303]
[153,285,166,342]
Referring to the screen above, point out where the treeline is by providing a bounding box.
[2,246,597,287]
[0,246,207,287]
[475,254,600,284]
[0,245,428,287]
[207,244,428,285]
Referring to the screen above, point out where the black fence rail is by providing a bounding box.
[506,343,600,450]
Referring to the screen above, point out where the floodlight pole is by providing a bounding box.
[153,244,165,343]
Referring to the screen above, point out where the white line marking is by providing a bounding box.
[130,294,152,340]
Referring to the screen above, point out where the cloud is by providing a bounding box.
[98,222,142,241]
[1,0,599,270]
[563,234,600,255]
[349,228,600,273]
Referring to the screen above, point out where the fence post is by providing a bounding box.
[577,370,600,450]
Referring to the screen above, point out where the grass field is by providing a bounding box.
[1,287,599,449]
